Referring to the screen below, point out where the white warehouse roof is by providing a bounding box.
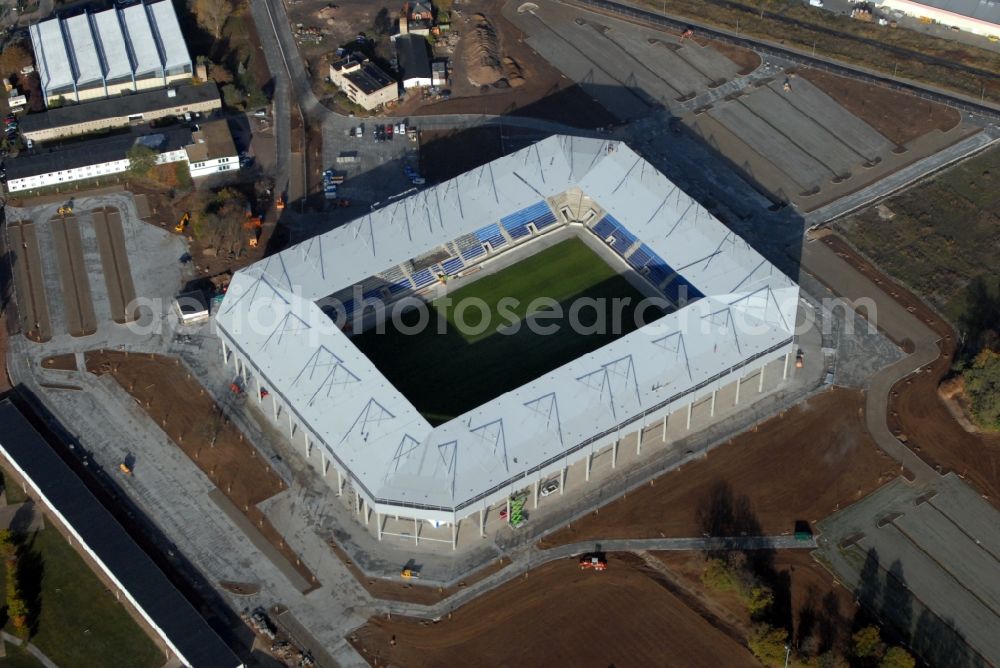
[29,1,191,96]
[216,136,799,512]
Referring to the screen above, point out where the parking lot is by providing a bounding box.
[817,474,1000,667]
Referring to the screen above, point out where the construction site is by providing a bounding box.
[3,0,1000,664]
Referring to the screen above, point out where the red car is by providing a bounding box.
[385,124,393,139]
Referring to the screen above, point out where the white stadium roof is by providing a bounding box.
[216,136,798,512]
[29,1,191,96]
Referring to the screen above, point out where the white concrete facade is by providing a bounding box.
[6,148,187,193]
[215,136,800,548]
[877,0,1000,36]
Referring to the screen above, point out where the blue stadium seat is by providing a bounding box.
[388,281,409,295]
[411,268,435,288]
[475,223,507,249]
[455,234,486,261]
[500,201,556,239]
[442,257,464,274]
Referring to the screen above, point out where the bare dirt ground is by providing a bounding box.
[820,235,1000,503]
[41,353,78,372]
[392,0,618,129]
[82,350,317,589]
[348,553,757,668]
[798,69,961,147]
[539,388,899,548]
[329,539,511,604]
[654,550,857,656]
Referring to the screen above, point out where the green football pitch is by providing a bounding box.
[351,237,664,424]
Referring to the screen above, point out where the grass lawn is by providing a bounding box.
[0,525,163,668]
[835,145,1000,322]
[353,238,663,423]
[0,643,44,667]
[1,470,29,504]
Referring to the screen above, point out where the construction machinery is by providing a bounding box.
[57,205,73,217]
[230,380,243,395]
[175,211,190,233]
[119,462,133,476]
[400,568,420,580]
[244,214,262,248]
[795,350,805,369]
[579,554,608,571]
[680,27,694,40]
[276,194,285,210]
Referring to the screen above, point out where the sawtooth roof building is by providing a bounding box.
[29,0,193,107]
[215,136,799,547]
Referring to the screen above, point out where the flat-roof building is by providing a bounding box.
[29,0,193,107]
[394,34,432,89]
[328,55,397,110]
[6,120,239,192]
[20,85,221,143]
[877,0,1000,36]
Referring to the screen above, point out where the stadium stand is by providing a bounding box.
[411,267,436,289]
[500,201,555,239]
[595,214,638,255]
[442,257,464,274]
[475,223,507,249]
[455,233,486,261]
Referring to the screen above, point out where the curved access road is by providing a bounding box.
[799,235,940,483]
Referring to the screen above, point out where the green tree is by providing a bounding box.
[221,83,244,108]
[853,625,884,659]
[246,85,268,110]
[748,623,788,667]
[964,348,1000,430]
[880,647,915,668]
[126,143,158,177]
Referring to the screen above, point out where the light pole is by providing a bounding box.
[783,644,791,668]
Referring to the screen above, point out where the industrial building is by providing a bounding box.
[394,34,432,88]
[328,55,397,110]
[0,401,243,668]
[29,0,193,107]
[19,85,221,143]
[877,0,1000,36]
[5,121,237,192]
[215,136,800,549]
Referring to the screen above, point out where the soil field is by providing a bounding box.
[819,235,1000,503]
[799,69,961,147]
[329,539,511,604]
[41,353,78,371]
[654,550,857,656]
[8,221,52,343]
[392,0,619,129]
[834,145,1000,321]
[50,214,97,337]
[82,350,317,589]
[539,388,898,548]
[348,553,757,668]
[92,208,137,324]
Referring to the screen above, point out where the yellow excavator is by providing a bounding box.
[174,212,190,233]
[57,205,73,217]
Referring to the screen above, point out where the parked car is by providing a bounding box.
[385,124,393,139]
[540,479,559,497]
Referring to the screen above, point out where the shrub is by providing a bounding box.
[853,625,883,659]
[748,623,788,667]
[880,647,915,668]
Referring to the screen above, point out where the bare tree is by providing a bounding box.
[194,0,230,39]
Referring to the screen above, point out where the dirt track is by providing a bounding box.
[349,553,757,668]
[539,388,897,548]
[819,236,1000,502]
[83,350,318,590]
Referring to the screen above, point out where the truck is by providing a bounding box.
[336,151,360,164]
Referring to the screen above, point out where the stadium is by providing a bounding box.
[215,135,799,549]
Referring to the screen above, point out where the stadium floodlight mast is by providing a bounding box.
[214,135,800,549]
